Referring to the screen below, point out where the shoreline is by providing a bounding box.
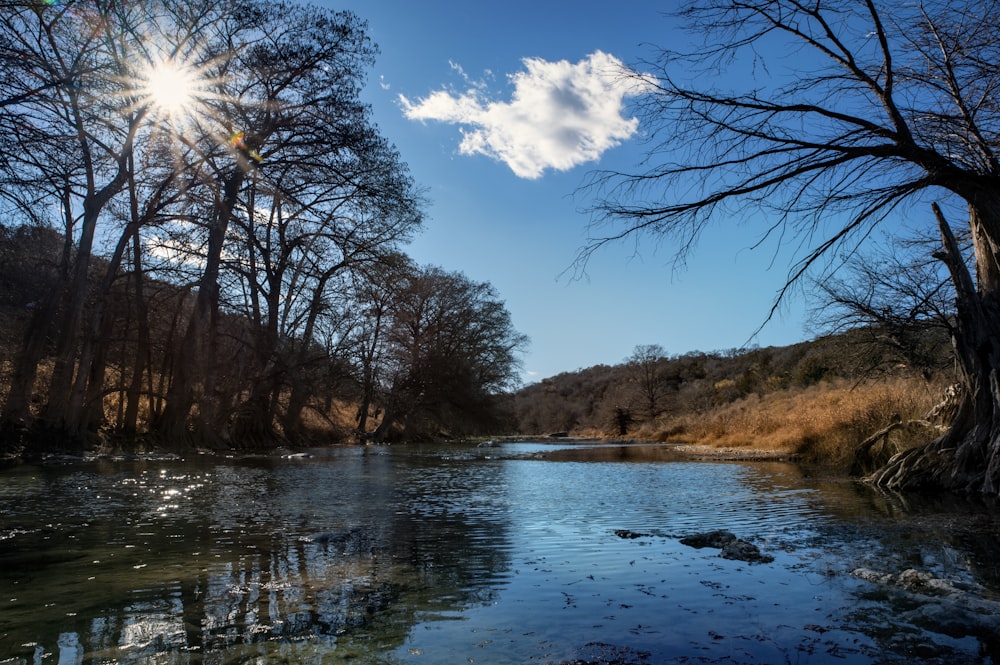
[667,443,801,462]
[492,435,802,462]
[1,437,802,467]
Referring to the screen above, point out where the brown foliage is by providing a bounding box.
[512,333,952,470]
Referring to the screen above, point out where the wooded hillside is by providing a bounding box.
[511,329,955,469]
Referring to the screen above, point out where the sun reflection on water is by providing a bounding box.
[0,445,998,663]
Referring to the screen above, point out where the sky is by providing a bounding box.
[321,0,817,383]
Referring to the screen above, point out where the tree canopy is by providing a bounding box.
[0,0,525,450]
[584,0,1000,493]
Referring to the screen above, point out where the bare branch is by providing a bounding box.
[580,0,1000,320]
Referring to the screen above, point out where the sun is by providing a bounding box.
[128,48,245,164]
[139,57,203,120]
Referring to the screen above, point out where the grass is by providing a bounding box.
[635,376,947,470]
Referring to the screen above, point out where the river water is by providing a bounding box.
[1,441,999,664]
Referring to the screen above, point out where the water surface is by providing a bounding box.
[1,441,999,664]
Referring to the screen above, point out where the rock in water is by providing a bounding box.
[679,530,737,549]
[614,529,651,539]
[680,530,773,563]
[720,538,774,563]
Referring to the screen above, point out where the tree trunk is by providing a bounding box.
[356,363,375,435]
[41,205,100,432]
[870,201,1000,493]
[281,371,309,444]
[81,166,174,439]
[279,270,338,442]
[41,112,139,433]
[122,231,151,438]
[231,212,285,446]
[68,219,140,436]
[230,348,281,448]
[371,400,396,443]
[158,168,246,445]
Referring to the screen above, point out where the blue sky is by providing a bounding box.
[326,1,816,382]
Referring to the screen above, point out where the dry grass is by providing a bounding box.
[637,376,947,469]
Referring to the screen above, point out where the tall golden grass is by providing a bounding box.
[638,376,947,469]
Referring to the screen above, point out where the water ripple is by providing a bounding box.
[1,443,998,664]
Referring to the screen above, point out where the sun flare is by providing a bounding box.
[140,58,202,119]
[126,49,236,165]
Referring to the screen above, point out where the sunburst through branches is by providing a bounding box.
[126,48,245,168]
[141,59,200,116]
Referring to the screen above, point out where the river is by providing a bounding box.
[1,441,999,664]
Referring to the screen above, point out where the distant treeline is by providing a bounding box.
[511,329,953,438]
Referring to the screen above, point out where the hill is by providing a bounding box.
[509,330,956,471]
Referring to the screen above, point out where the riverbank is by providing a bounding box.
[0,438,799,474]
[554,376,952,472]
[490,435,801,462]
[0,429,899,472]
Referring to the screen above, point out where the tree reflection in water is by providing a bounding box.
[1,443,999,664]
[0,448,514,663]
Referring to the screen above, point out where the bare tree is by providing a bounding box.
[811,233,956,378]
[348,255,412,438]
[582,0,1000,493]
[627,344,668,419]
[0,0,423,451]
[0,1,154,430]
[373,266,528,441]
[155,1,397,444]
[0,0,239,441]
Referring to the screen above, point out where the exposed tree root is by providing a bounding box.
[851,417,943,477]
[867,422,998,494]
[866,442,959,492]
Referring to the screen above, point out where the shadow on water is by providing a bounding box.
[0,442,998,664]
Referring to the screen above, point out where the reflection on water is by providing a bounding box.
[1,442,998,664]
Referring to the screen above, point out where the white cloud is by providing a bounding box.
[399,51,649,179]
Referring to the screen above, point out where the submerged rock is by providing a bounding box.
[852,567,975,597]
[614,529,651,539]
[558,641,652,664]
[300,527,370,553]
[679,529,737,549]
[720,539,773,563]
[852,567,1000,645]
[680,530,774,563]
